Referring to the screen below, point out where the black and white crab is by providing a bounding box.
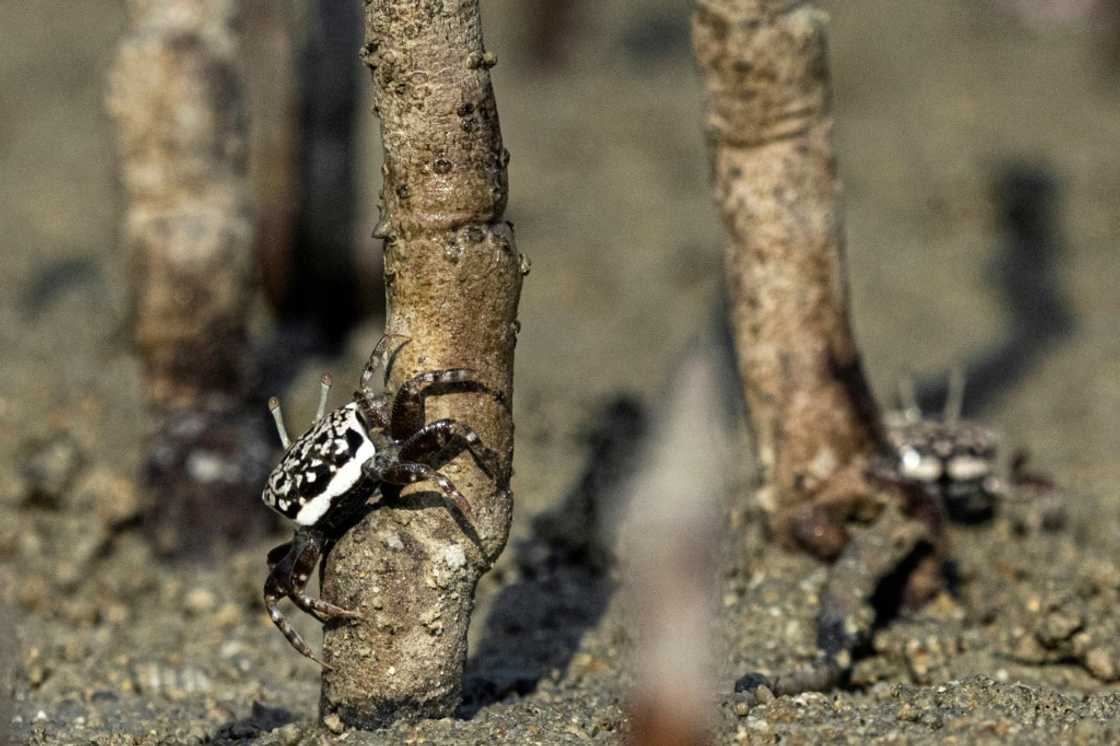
[260,335,504,666]
[881,369,1002,522]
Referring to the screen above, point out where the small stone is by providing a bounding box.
[322,713,344,734]
[184,588,217,614]
[1085,647,1117,681]
[1038,609,1082,645]
[17,575,50,612]
[442,544,466,569]
[104,602,130,625]
[83,468,144,526]
[213,602,241,628]
[26,663,47,688]
[734,701,751,717]
[19,431,84,507]
[565,723,592,741]
[275,723,302,746]
[754,685,775,704]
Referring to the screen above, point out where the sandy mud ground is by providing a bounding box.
[2,1,1119,743]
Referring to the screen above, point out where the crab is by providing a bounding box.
[260,335,505,666]
[880,369,1002,523]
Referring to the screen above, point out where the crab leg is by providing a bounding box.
[398,418,502,480]
[360,333,411,390]
[389,368,508,441]
[371,460,474,519]
[263,528,360,668]
[263,574,331,668]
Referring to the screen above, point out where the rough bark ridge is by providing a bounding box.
[320,0,524,728]
[107,0,254,410]
[692,0,887,553]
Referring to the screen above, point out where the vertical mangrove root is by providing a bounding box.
[692,0,895,554]
[320,0,524,728]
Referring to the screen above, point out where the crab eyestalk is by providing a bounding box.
[944,367,966,425]
[268,397,291,449]
[897,374,921,424]
[316,373,333,422]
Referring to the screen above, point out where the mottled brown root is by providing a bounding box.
[319,0,523,728]
[107,0,254,410]
[692,0,897,551]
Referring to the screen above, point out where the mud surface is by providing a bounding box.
[3,1,1120,743]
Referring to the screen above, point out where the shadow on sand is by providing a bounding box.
[918,162,1076,417]
[459,396,648,717]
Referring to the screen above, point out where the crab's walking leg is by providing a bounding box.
[373,461,474,519]
[283,528,361,622]
[390,368,509,440]
[264,573,332,668]
[286,536,364,623]
[263,529,360,668]
[360,333,411,390]
[398,418,502,479]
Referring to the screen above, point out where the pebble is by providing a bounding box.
[1038,609,1082,644]
[81,467,144,527]
[322,712,345,734]
[184,588,217,615]
[1085,647,1117,681]
[19,431,84,507]
[442,543,466,569]
[275,722,303,745]
[213,602,242,628]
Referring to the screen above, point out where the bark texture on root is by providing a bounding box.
[107,0,254,410]
[692,0,889,550]
[320,0,523,728]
